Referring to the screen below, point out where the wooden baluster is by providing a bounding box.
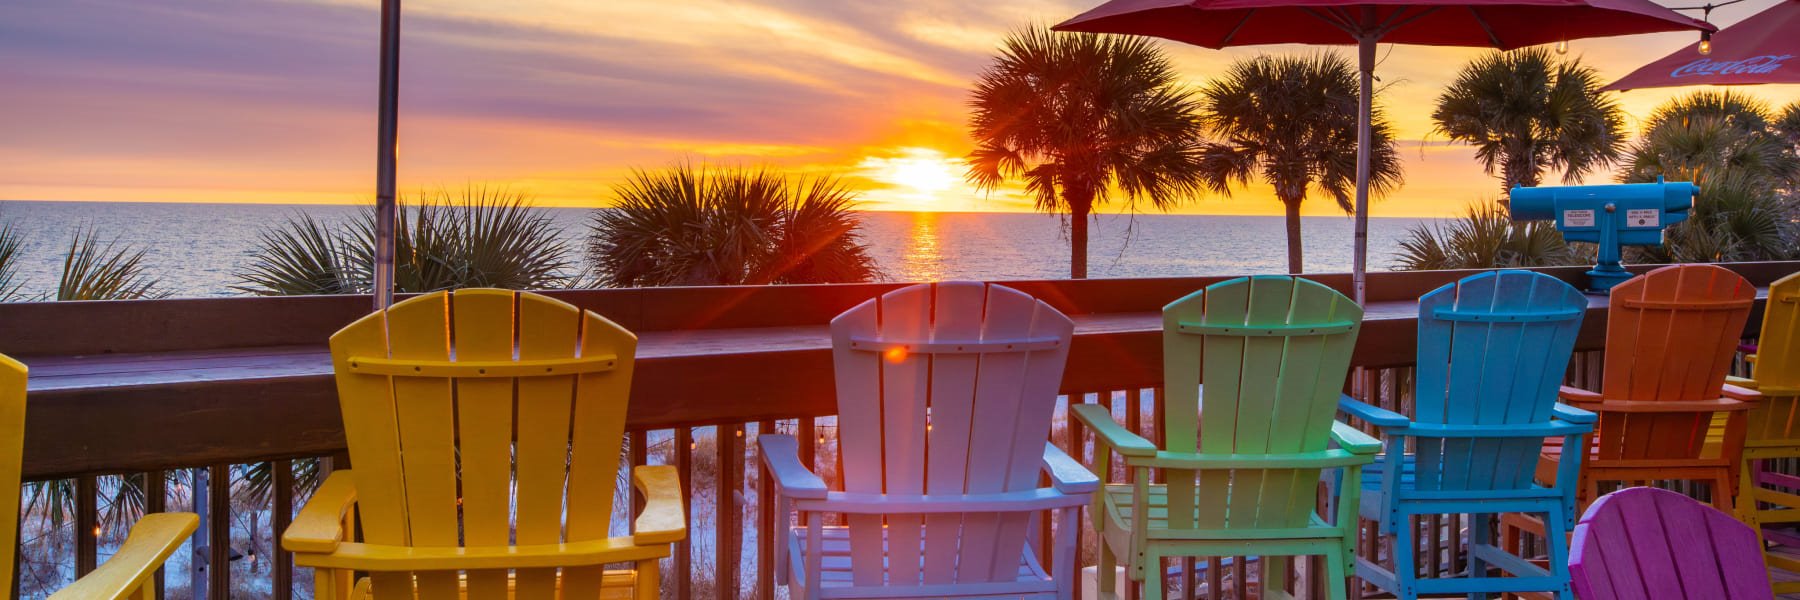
[757,419,776,600]
[631,431,649,518]
[1231,556,1247,600]
[209,464,230,600]
[1427,513,1442,577]
[76,476,97,576]
[719,423,742,600]
[147,470,167,600]
[675,428,694,600]
[273,461,293,600]
[1069,395,1087,600]
[1206,557,1222,600]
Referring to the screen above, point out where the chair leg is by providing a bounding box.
[1713,470,1736,512]
[1394,516,1418,600]
[1264,555,1290,600]
[1098,537,1119,600]
[1544,508,1574,600]
[635,558,661,600]
[1141,550,1163,600]
[1468,513,1492,600]
[1326,547,1351,600]
[1741,457,1769,550]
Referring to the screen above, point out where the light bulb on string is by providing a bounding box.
[1555,40,1568,55]
[1699,31,1713,56]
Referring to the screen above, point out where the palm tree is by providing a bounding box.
[965,27,1207,279]
[236,185,575,295]
[1394,201,1585,270]
[589,163,880,287]
[57,228,165,301]
[1432,48,1627,193]
[1622,91,1799,262]
[1196,53,1403,274]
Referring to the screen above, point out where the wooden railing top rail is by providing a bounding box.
[13,263,1794,357]
[9,262,1797,480]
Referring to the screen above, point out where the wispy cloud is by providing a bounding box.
[1,0,1795,214]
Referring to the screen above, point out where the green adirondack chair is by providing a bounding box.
[1073,275,1379,600]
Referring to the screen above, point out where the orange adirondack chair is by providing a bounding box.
[283,289,685,599]
[1502,265,1760,566]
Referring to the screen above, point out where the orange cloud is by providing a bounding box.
[2,0,1796,217]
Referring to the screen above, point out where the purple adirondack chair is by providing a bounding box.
[1569,486,1774,599]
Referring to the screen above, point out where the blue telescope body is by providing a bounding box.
[1508,178,1697,292]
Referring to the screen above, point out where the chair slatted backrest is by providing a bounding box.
[831,281,1073,587]
[1163,275,1361,530]
[1412,270,1587,491]
[1569,486,1774,600]
[1597,265,1755,461]
[0,355,24,592]
[330,289,636,598]
[1747,272,1800,442]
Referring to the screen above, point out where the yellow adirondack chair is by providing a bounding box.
[283,289,685,599]
[1730,271,1800,591]
[0,354,198,600]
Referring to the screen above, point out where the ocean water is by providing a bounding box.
[0,200,1437,298]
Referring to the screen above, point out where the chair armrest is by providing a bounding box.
[1338,395,1409,428]
[632,465,686,545]
[49,512,198,600]
[294,536,669,571]
[1144,449,1374,469]
[1330,421,1382,455]
[1070,403,1157,457]
[758,434,827,500]
[1552,403,1597,424]
[1594,398,1755,413]
[1041,443,1098,494]
[283,470,357,555]
[1559,386,1602,404]
[1727,375,1760,390]
[1723,383,1763,401]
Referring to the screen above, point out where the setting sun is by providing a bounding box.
[857,147,968,210]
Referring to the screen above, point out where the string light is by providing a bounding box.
[1667,0,1745,57]
[1555,40,1569,55]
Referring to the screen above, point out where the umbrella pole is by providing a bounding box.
[373,0,401,310]
[1353,34,1375,305]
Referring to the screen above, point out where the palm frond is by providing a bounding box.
[236,185,573,295]
[56,228,165,301]
[1393,201,1583,270]
[0,223,24,302]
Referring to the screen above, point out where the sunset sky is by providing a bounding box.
[1,0,1795,216]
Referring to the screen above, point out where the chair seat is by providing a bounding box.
[1100,483,1334,535]
[348,571,641,599]
[786,525,1050,591]
[1358,455,1557,523]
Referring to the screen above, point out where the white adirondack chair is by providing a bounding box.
[760,281,1097,599]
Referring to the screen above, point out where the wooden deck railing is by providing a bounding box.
[3,262,1793,599]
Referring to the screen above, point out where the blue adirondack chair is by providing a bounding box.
[1339,270,1597,600]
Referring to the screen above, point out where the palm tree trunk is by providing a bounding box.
[1283,200,1303,274]
[1069,201,1090,279]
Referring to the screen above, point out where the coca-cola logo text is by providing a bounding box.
[1671,55,1792,78]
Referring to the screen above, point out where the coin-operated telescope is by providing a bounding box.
[1509,177,1697,293]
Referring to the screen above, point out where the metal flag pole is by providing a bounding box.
[373,0,401,310]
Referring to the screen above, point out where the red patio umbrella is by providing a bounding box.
[1055,0,1712,303]
[1605,0,1800,91]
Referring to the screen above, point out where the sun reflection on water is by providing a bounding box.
[899,211,944,282]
